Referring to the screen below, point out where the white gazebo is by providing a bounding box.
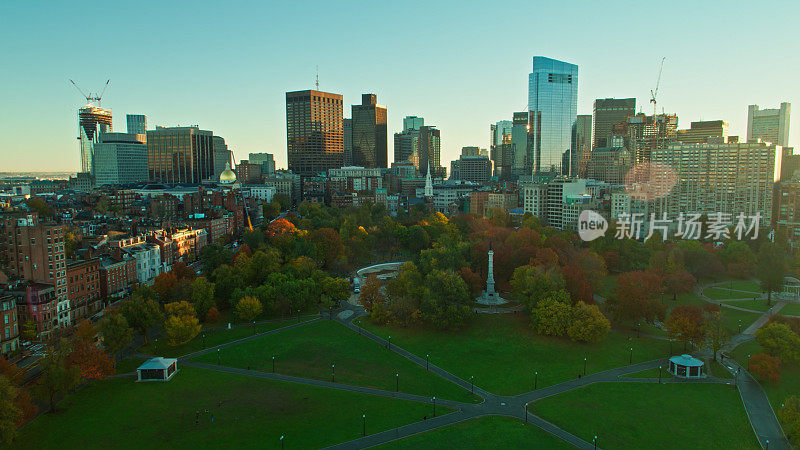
[137,357,179,382]
[668,354,705,378]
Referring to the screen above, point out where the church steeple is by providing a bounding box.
[424,161,433,198]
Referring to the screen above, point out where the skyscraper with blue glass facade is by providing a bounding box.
[528,57,578,176]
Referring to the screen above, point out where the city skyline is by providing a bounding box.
[1,1,799,172]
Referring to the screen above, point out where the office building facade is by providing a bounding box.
[147,126,215,184]
[592,98,635,149]
[747,103,791,146]
[677,120,729,144]
[93,132,149,186]
[576,114,592,178]
[286,90,344,176]
[351,94,387,168]
[78,105,113,174]
[126,114,147,136]
[528,57,578,176]
[393,117,441,176]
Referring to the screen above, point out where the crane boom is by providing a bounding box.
[69,79,88,100]
[650,57,665,106]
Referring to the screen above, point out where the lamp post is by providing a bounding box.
[253,320,256,335]
[534,371,538,390]
[637,323,641,338]
[426,353,429,370]
[362,413,366,436]
[280,435,284,450]
[593,435,598,450]
[272,355,275,373]
[387,335,391,350]
[331,363,335,383]
[217,348,220,365]
[583,357,587,375]
[629,347,633,364]
[658,365,662,383]
[396,373,399,392]
[738,319,742,334]
[748,354,751,370]
[470,376,474,394]
[202,333,206,348]
[766,439,770,450]
[432,396,436,417]
[297,309,300,323]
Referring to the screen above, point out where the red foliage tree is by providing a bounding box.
[205,307,221,324]
[170,261,196,280]
[750,353,781,383]
[152,270,179,301]
[662,269,697,301]
[66,339,115,381]
[459,267,483,297]
[665,305,706,351]
[265,218,297,239]
[614,270,663,323]
[563,264,593,304]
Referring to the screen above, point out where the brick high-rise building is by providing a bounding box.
[286,90,344,176]
[66,258,101,322]
[0,212,70,329]
[350,94,388,168]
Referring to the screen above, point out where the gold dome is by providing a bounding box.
[219,162,236,184]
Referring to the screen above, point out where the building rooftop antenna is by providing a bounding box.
[315,65,319,90]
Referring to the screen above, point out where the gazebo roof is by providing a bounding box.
[137,357,177,370]
[669,354,704,367]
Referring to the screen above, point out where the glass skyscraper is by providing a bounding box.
[528,57,578,176]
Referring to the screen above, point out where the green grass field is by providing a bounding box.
[12,367,440,450]
[192,320,477,403]
[114,357,146,374]
[531,383,759,449]
[140,318,315,358]
[358,314,671,395]
[720,299,772,312]
[704,286,760,300]
[377,416,572,449]
[732,340,800,410]
[780,303,800,316]
[728,281,764,293]
[719,307,762,334]
[622,367,672,379]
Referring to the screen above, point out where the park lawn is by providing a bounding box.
[719,307,762,335]
[377,416,571,449]
[12,367,441,450]
[663,291,706,309]
[531,383,759,450]
[708,359,733,379]
[140,317,315,358]
[114,357,146,374]
[358,314,671,396]
[732,340,800,410]
[192,320,477,403]
[622,367,672,379]
[704,286,758,300]
[779,303,800,316]
[728,281,764,293]
[600,274,617,298]
[721,299,772,312]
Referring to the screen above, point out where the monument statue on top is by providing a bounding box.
[476,244,507,306]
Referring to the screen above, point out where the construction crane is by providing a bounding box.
[69,79,110,106]
[649,58,665,120]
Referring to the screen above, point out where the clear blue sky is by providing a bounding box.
[1,0,798,172]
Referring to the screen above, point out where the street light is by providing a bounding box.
[470,376,474,394]
[583,357,587,375]
[387,335,391,350]
[738,319,742,334]
[629,347,633,364]
[658,365,662,384]
[426,353,430,370]
[217,348,220,365]
[637,323,641,338]
[297,309,300,323]
[396,373,399,392]
[272,355,275,373]
[252,320,256,335]
[748,354,751,370]
[202,333,206,348]
[362,413,366,436]
[331,363,335,383]
[280,435,284,450]
[432,396,436,417]
[534,371,538,390]
[593,435,598,450]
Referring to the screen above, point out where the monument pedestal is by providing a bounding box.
[475,249,507,305]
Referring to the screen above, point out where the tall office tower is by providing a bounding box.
[343,118,353,166]
[511,112,531,175]
[677,120,729,144]
[126,114,147,136]
[147,126,215,184]
[528,57,578,176]
[575,114,592,178]
[592,98,635,149]
[650,138,781,225]
[461,146,488,157]
[490,120,513,179]
[747,102,791,146]
[0,212,70,332]
[351,94,388,168]
[212,136,233,180]
[93,132,148,185]
[586,147,632,184]
[249,153,276,175]
[77,104,113,174]
[393,117,441,176]
[286,90,344,176]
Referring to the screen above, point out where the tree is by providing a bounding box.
[319,276,350,310]
[97,311,133,355]
[749,353,781,383]
[567,301,611,343]
[66,338,114,381]
[152,270,179,301]
[359,274,385,312]
[613,270,664,323]
[757,242,786,305]
[190,277,216,320]
[755,323,800,364]
[511,265,565,310]
[420,270,472,330]
[164,301,196,318]
[662,270,697,302]
[234,296,263,324]
[205,307,221,324]
[119,292,163,345]
[35,345,80,413]
[163,315,201,346]
[779,396,800,442]
[531,291,573,337]
[0,376,20,445]
[20,321,36,342]
[665,305,706,351]
[704,311,730,361]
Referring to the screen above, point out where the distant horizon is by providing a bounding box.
[1,0,798,171]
